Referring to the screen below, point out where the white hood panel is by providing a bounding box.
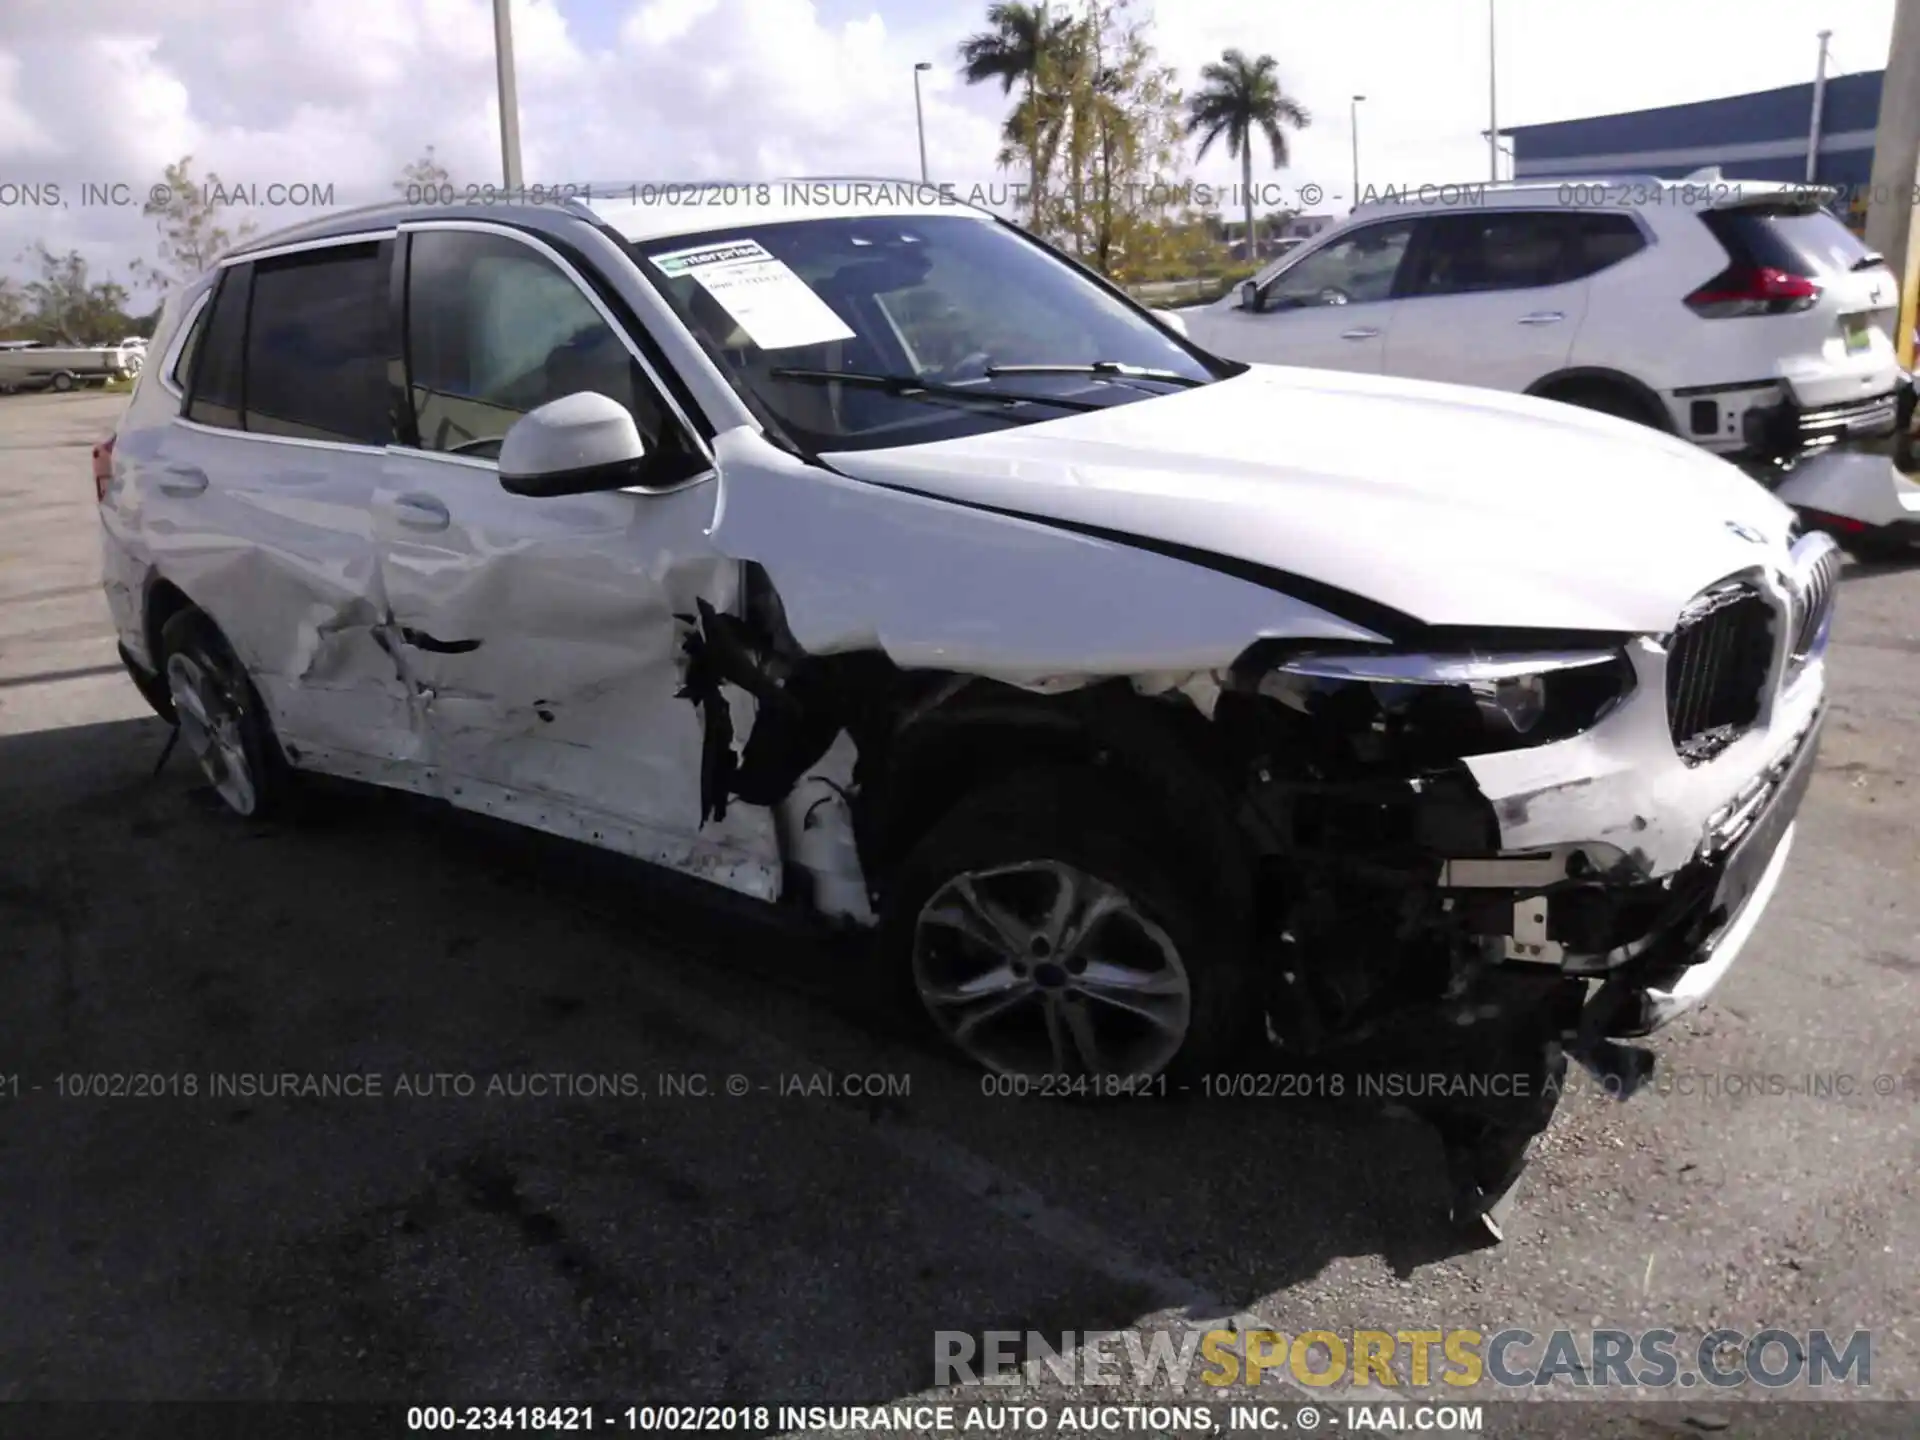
[825,365,1797,635]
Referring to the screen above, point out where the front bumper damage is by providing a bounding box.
[1231,542,1831,1236]
[1454,636,1827,1044]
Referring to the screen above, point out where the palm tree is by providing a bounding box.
[1185,49,1310,263]
[958,2,1075,227]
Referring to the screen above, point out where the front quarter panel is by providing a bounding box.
[709,428,1385,682]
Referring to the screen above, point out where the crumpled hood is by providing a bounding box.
[823,364,1797,635]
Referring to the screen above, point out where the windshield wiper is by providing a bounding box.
[984,361,1206,387]
[767,367,1104,412]
[1851,251,1887,271]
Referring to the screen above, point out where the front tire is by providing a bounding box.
[882,766,1255,1084]
[159,609,287,818]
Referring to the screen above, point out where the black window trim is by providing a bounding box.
[176,228,400,455]
[395,217,716,483]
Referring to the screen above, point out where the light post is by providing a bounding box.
[913,62,932,184]
[1350,94,1365,205]
[494,0,523,189]
[1487,0,1499,183]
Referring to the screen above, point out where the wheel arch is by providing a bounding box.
[1525,366,1675,432]
[869,680,1257,930]
[142,575,200,678]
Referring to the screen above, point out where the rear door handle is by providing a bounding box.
[390,493,451,532]
[1518,311,1566,325]
[156,465,207,497]
[1340,327,1381,340]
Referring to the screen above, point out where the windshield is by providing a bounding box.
[630,214,1224,453]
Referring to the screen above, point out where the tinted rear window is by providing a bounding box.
[1565,213,1647,278]
[185,268,249,429]
[1702,205,1874,277]
[244,243,391,444]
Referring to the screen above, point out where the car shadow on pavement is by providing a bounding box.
[0,715,1479,1403]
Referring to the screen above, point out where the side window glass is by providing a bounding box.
[405,230,674,461]
[1564,214,1647,280]
[169,296,211,395]
[184,267,249,430]
[1408,213,1571,297]
[243,242,391,445]
[1264,223,1413,309]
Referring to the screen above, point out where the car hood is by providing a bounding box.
[822,364,1796,635]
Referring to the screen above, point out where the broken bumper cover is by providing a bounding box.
[1609,702,1823,1035]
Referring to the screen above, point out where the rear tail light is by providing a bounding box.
[92,434,115,502]
[1798,507,1868,536]
[1685,265,1821,318]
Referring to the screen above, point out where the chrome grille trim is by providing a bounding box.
[1665,580,1774,765]
[1787,530,1843,669]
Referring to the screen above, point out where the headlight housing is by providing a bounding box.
[1257,649,1635,764]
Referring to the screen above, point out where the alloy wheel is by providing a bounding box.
[911,859,1192,1079]
[166,651,259,816]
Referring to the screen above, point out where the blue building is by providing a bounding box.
[1506,70,1884,203]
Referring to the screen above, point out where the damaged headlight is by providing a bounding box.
[1258,649,1634,764]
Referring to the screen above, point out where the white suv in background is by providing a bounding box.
[1180,177,1908,499]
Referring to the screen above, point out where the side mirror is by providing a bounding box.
[1154,308,1189,337]
[498,392,647,498]
[1239,279,1263,313]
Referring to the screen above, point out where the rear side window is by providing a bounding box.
[243,243,392,444]
[1563,213,1647,279]
[1407,212,1571,295]
[169,296,211,394]
[184,268,249,429]
[1701,206,1873,277]
[1406,211,1646,296]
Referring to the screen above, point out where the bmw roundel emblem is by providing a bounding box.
[1724,520,1766,544]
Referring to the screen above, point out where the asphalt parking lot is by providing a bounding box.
[2,390,1917,1435]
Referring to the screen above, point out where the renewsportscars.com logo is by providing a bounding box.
[935,1327,1872,1391]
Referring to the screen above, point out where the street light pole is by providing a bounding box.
[913,62,932,184]
[493,0,523,190]
[1807,29,1833,183]
[1487,0,1499,183]
[1350,94,1365,206]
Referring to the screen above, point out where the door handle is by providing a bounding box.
[1517,311,1566,325]
[156,465,207,497]
[390,493,451,531]
[1340,327,1382,340]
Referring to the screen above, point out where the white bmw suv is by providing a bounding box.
[1180,177,1913,547]
[99,186,1838,1233]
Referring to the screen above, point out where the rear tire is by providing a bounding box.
[881,766,1256,1085]
[1557,386,1659,427]
[50,371,75,394]
[158,609,289,819]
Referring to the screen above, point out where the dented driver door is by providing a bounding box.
[372,223,782,895]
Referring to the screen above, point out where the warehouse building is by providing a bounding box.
[1506,70,1885,220]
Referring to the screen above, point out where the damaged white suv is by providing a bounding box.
[100,188,1837,1232]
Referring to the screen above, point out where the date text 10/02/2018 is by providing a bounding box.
[404,1402,1485,1433]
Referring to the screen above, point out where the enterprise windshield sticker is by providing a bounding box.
[651,239,856,351]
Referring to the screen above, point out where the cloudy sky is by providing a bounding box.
[0,0,1899,294]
